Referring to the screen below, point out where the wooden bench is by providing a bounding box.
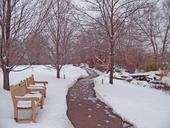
[26,75,48,97]
[10,81,44,123]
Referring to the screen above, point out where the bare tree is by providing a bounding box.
[25,32,50,64]
[44,0,75,78]
[78,0,149,84]
[0,0,51,90]
[161,0,170,64]
[134,0,170,68]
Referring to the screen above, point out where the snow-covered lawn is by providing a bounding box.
[0,65,88,128]
[94,75,170,128]
[1,65,170,128]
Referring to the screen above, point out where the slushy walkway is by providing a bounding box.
[66,69,134,128]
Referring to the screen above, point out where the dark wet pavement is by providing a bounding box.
[66,68,134,128]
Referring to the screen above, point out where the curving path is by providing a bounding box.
[66,68,134,128]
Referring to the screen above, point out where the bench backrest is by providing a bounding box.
[10,82,27,109]
[26,74,35,85]
[10,83,27,96]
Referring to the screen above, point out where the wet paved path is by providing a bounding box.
[66,68,134,128]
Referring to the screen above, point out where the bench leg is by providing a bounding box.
[14,108,18,122]
[44,88,46,98]
[41,97,44,109]
[32,105,37,123]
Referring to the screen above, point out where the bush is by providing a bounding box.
[141,62,158,72]
[160,63,170,70]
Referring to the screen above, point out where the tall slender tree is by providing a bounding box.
[44,0,75,78]
[79,0,150,84]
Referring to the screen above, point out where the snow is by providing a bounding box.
[1,64,170,128]
[113,69,170,88]
[130,79,150,87]
[162,76,170,86]
[113,69,160,80]
[94,75,170,128]
[0,65,88,128]
[17,100,34,108]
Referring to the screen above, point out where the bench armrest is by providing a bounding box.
[34,81,48,85]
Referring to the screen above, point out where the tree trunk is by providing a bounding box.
[2,0,11,90]
[109,40,114,84]
[3,67,10,90]
[161,18,170,64]
[6,0,11,41]
[56,66,60,78]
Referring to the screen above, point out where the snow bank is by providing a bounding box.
[94,75,170,128]
[130,79,150,87]
[0,65,88,128]
[162,76,170,86]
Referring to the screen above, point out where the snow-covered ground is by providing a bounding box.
[1,65,170,128]
[0,65,88,128]
[112,69,170,87]
[94,75,170,128]
[162,76,170,86]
